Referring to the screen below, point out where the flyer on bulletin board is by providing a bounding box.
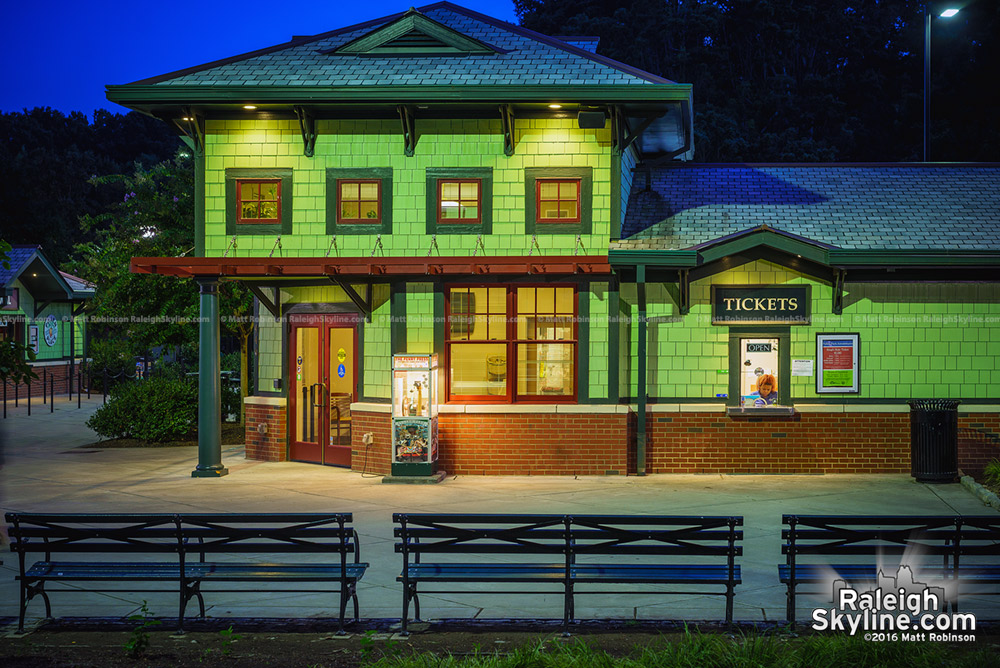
[816,334,859,393]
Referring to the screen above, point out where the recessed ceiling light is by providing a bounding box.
[243,105,257,110]
[548,104,562,109]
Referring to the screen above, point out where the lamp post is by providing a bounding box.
[925,6,960,162]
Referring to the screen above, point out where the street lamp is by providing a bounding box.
[924,5,960,161]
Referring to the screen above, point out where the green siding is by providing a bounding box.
[203,118,613,258]
[588,283,610,400]
[632,260,1000,400]
[364,284,392,399]
[405,283,435,354]
[256,310,283,393]
[10,280,84,361]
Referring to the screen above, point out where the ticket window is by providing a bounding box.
[739,338,779,407]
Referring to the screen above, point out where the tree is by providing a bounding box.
[515,0,1000,162]
[71,151,199,357]
[0,108,181,266]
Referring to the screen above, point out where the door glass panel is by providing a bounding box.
[739,338,779,406]
[329,327,354,446]
[295,327,320,444]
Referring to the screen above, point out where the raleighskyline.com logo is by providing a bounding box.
[811,566,976,642]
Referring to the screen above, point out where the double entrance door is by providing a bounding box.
[289,314,357,467]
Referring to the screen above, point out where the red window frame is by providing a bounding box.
[535,178,582,223]
[236,179,282,224]
[444,284,577,404]
[336,179,382,224]
[437,179,482,224]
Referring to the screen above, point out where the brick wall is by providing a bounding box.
[437,413,629,476]
[5,363,81,399]
[959,414,1000,478]
[350,410,393,476]
[642,411,1000,476]
[244,399,287,462]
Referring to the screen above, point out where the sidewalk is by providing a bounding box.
[1,400,997,629]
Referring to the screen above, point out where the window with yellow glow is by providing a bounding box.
[337,179,381,223]
[446,285,575,402]
[236,179,281,223]
[437,179,481,223]
[535,179,581,223]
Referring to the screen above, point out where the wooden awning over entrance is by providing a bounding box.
[130,255,613,278]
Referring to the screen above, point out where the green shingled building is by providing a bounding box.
[110,3,1000,478]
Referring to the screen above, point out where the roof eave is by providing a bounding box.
[107,83,693,108]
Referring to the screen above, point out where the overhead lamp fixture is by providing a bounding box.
[243,105,258,110]
[940,8,960,17]
[181,116,193,121]
[548,104,562,109]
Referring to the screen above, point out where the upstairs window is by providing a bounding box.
[226,168,293,235]
[237,179,282,223]
[337,180,382,224]
[438,179,481,223]
[536,179,581,223]
[425,167,492,235]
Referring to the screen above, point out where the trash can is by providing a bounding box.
[907,400,960,483]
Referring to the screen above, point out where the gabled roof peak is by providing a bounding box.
[324,6,504,57]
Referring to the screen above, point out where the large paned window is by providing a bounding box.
[446,285,576,402]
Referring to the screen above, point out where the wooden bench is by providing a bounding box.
[6,512,368,633]
[394,513,742,632]
[780,514,1000,624]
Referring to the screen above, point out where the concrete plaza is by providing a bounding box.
[1,396,997,630]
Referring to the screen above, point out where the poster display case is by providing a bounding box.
[391,354,439,476]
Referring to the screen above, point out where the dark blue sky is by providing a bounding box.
[3,1,517,118]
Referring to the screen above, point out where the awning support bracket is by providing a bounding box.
[500,104,516,156]
[175,108,205,153]
[33,300,53,319]
[247,285,281,320]
[294,106,317,158]
[679,268,690,315]
[329,277,372,322]
[397,104,416,157]
[833,269,846,315]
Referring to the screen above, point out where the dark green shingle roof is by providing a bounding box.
[137,2,669,88]
[616,164,1000,252]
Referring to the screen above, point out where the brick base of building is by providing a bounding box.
[643,411,1000,476]
[244,397,288,462]
[255,404,1000,478]
[5,362,82,399]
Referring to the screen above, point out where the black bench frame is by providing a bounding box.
[780,514,1000,625]
[394,513,742,633]
[6,512,367,633]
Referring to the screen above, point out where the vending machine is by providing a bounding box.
[391,354,439,476]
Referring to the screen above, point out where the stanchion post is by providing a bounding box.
[14,381,18,408]
[43,367,47,404]
[3,381,6,419]
[50,374,54,413]
[27,382,31,416]
[103,369,108,404]
[78,372,82,409]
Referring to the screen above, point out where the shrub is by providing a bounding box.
[87,376,198,442]
[984,459,1000,489]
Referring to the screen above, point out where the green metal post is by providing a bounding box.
[193,278,228,477]
[636,265,647,476]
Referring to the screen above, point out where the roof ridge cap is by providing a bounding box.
[417,1,675,84]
